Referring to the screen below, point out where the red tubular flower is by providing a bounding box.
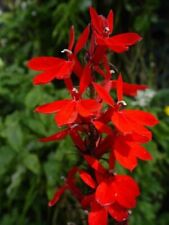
[28,6,159,225]
[79,155,140,224]
[90,7,114,37]
[27,25,90,85]
[90,7,142,53]
[93,74,158,139]
[27,56,74,85]
[113,134,152,171]
[48,167,82,207]
[35,88,100,126]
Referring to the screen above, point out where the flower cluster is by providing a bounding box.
[28,7,158,225]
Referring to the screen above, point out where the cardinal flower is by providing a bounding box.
[93,74,158,139]
[48,167,82,207]
[90,7,142,53]
[113,133,152,171]
[27,25,90,85]
[35,86,100,127]
[79,155,140,224]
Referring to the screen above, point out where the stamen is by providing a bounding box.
[72,87,79,94]
[104,27,110,33]
[128,210,132,215]
[110,69,115,74]
[117,100,127,106]
[61,49,72,54]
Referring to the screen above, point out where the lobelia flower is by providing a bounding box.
[48,167,82,207]
[93,74,158,139]
[79,155,140,225]
[27,6,159,225]
[90,7,142,53]
[35,84,101,127]
[91,119,153,171]
[92,74,158,170]
[27,25,90,85]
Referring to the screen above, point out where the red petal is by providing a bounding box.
[115,175,140,197]
[33,70,56,85]
[108,203,128,222]
[114,175,139,208]
[92,121,113,136]
[48,185,67,207]
[33,61,74,84]
[79,64,92,95]
[80,99,101,112]
[40,129,69,142]
[89,7,103,34]
[72,56,83,78]
[115,149,138,171]
[55,101,77,126]
[84,155,106,174]
[97,33,142,53]
[35,100,70,114]
[110,33,142,46]
[111,80,148,97]
[74,25,90,55]
[114,137,138,171]
[77,99,100,117]
[27,57,64,70]
[96,37,128,53]
[125,110,159,127]
[79,170,96,189]
[77,102,93,117]
[112,110,152,138]
[123,83,147,96]
[64,78,73,94]
[130,143,152,161]
[54,61,74,79]
[68,26,75,51]
[95,178,116,206]
[117,74,123,101]
[124,132,152,143]
[93,82,114,106]
[88,200,108,225]
[107,10,114,34]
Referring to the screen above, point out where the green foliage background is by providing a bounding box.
[0,0,169,224]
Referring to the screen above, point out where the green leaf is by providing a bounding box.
[23,153,40,175]
[4,117,23,152]
[0,146,15,177]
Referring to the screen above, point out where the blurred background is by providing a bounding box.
[0,0,169,224]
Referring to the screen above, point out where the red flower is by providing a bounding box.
[93,74,158,138]
[79,155,140,224]
[27,25,90,85]
[48,167,82,207]
[27,7,159,225]
[27,56,74,85]
[35,87,100,126]
[113,133,152,171]
[90,7,142,53]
